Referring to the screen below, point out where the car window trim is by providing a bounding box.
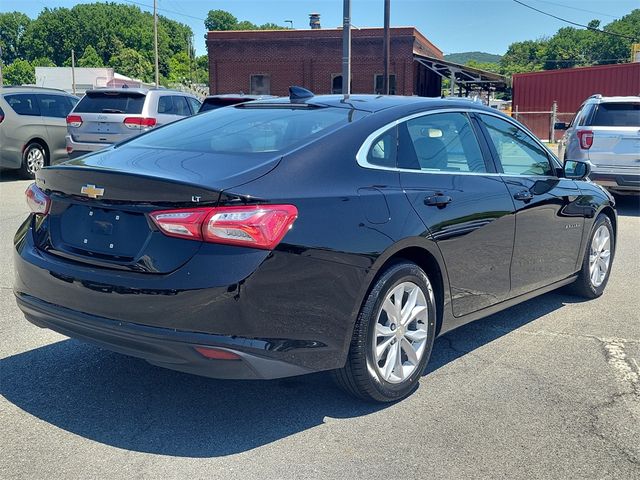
[356,107,559,177]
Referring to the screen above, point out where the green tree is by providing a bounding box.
[500,39,548,75]
[168,51,190,83]
[109,47,153,82]
[4,59,35,85]
[205,10,238,31]
[77,45,103,67]
[466,60,501,73]
[31,57,55,67]
[0,12,32,64]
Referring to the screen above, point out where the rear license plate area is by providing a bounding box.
[53,204,149,258]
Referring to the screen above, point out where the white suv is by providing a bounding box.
[66,88,201,158]
[556,94,640,195]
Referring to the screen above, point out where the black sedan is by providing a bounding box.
[14,90,616,402]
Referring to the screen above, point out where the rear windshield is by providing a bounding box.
[591,103,640,127]
[199,98,249,112]
[74,91,146,114]
[126,105,365,154]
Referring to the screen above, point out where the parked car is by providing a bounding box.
[15,89,616,402]
[65,88,202,158]
[0,86,78,179]
[556,94,640,195]
[198,94,275,113]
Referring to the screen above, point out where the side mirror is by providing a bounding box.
[564,160,591,180]
[554,121,569,130]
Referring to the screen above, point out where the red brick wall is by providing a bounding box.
[207,27,442,96]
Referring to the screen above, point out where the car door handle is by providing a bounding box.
[424,195,452,208]
[513,190,534,202]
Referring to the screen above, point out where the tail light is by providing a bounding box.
[149,205,298,250]
[194,347,241,360]
[66,115,83,127]
[123,117,157,129]
[577,130,594,150]
[25,183,50,215]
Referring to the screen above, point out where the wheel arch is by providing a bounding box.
[23,138,50,164]
[351,238,451,340]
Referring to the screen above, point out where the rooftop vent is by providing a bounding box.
[309,13,321,29]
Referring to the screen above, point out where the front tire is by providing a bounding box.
[570,213,615,298]
[334,261,437,402]
[20,142,48,179]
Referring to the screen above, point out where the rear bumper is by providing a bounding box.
[590,171,640,193]
[65,135,111,157]
[16,293,312,380]
[14,216,366,378]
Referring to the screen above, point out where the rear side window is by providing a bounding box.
[4,94,41,116]
[479,114,553,176]
[590,103,640,127]
[367,127,397,168]
[157,95,191,116]
[199,98,246,112]
[36,94,75,118]
[74,91,145,114]
[128,106,364,154]
[187,97,201,114]
[398,112,487,173]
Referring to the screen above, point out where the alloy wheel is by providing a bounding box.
[26,147,45,175]
[373,281,429,384]
[589,225,611,288]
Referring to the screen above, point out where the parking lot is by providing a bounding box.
[1,173,638,479]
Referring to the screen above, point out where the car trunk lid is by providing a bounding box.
[35,146,281,272]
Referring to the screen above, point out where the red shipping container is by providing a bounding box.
[512,63,640,140]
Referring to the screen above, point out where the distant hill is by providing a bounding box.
[444,52,502,65]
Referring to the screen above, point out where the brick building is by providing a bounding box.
[206,27,506,98]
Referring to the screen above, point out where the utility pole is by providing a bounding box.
[71,49,76,95]
[153,0,159,87]
[383,0,390,95]
[342,0,351,96]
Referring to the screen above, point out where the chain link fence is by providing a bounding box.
[513,102,574,142]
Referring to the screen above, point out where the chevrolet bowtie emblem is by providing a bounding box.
[81,184,105,199]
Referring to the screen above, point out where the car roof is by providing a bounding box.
[247,94,498,114]
[0,86,75,96]
[585,94,640,104]
[203,94,275,100]
[84,87,196,96]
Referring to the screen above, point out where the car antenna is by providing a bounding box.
[289,86,314,102]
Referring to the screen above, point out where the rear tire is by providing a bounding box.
[20,142,48,180]
[334,261,437,402]
[569,213,614,299]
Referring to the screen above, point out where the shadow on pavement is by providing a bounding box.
[0,289,584,457]
[614,194,640,218]
[0,170,27,183]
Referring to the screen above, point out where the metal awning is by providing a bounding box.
[414,53,508,92]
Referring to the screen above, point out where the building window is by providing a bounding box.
[331,74,343,94]
[374,74,397,95]
[250,74,271,95]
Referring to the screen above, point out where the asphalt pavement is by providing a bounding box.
[1,172,638,479]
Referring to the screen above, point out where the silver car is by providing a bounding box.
[556,94,640,195]
[66,88,201,158]
[0,86,78,179]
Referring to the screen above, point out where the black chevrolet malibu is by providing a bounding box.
[14,90,616,402]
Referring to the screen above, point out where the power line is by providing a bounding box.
[119,0,206,22]
[512,0,638,41]
[531,0,617,19]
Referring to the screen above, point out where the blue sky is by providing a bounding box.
[4,0,638,57]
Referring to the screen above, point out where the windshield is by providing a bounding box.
[74,91,146,114]
[127,105,364,154]
[591,103,640,127]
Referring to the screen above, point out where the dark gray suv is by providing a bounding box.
[0,87,78,178]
